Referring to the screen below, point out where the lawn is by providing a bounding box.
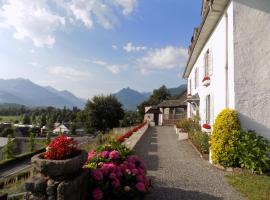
[226,172,270,200]
[0,115,21,123]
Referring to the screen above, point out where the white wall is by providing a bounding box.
[187,2,235,126]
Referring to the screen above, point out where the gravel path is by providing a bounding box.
[134,126,245,200]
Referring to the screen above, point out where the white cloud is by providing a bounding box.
[48,66,91,80]
[114,0,137,16]
[137,46,188,73]
[0,0,137,47]
[92,59,126,74]
[0,0,65,47]
[123,42,147,52]
[112,45,118,50]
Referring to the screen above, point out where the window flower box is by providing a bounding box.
[202,123,212,133]
[202,76,210,86]
[187,94,192,98]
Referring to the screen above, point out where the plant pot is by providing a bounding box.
[202,128,211,133]
[202,79,210,86]
[31,151,88,177]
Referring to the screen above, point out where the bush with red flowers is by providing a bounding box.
[202,124,211,129]
[44,135,79,160]
[202,76,210,82]
[117,122,147,143]
[84,141,151,200]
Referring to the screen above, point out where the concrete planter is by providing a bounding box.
[178,131,188,141]
[202,128,212,133]
[31,151,88,177]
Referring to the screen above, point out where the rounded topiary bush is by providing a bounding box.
[210,109,241,167]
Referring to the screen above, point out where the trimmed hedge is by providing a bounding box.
[210,109,241,167]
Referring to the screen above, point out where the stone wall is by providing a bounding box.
[234,0,270,139]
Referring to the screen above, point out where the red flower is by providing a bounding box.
[202,124,211,129]
[202,76,210,82]
[44,135,79,160]
[116,122,147,143]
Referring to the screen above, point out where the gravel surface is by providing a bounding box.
[134,126,245,200]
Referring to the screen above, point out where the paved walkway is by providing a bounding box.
[134,126,245,200]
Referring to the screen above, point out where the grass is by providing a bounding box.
[0,115,21,122]
[226,172,270,200]
[0,178,26,195]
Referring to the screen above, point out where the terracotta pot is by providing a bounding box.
[31,151,87,177]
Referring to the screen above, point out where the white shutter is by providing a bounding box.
[210,95,214,124]
[203,96,206,124]
[209,48,213,75]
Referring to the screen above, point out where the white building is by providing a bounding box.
[183,0,270,139]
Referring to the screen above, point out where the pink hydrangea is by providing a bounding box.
[112,179,121,188]
[92,188,103,200]
[131,169,139,176]
[101,151,109,158]
[88,150,96,161]
[109,172,117,179]
[92,169,103,181]
[136,182,146,192]
[109,150,120,160]
[136,175,144,182]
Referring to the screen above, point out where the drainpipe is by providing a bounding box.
[225,12,229,108]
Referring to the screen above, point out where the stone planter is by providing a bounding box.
[31,151,88,177]
[178,132,188,141]
[202,128,212,133]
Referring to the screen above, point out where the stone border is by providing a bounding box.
[122,123,149,150]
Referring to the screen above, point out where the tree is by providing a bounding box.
[84,95,124,133]
[29,132,35,152]
[3,134,13,159]
[120,111,141,127]
[0,127,14,137]
[46,132,51,145]
[22,114,31,124]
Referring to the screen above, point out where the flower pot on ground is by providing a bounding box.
[31,135,87,177]
[202,76,211,86]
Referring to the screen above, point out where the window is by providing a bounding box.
[206,95,211,124]
[195,68,199,89]
[204,50,210,76]
[189,79,192,94]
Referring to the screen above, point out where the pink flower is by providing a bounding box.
[112,179,121,188]
[88,150,96,161]
[131,169,139,176]
[92,188,103,200]
[136,182,146,192]
[136,175,144,182]
[101,151,109,158]
[92,169,103,181]
[109,172,117,179]
[109,150,120,160]
[120,164,127,171]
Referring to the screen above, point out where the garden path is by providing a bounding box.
[134,126,245,200]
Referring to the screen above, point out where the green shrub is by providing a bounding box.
[192,131,210,154]
[237,131,270,174]
[210,109,241,167]
[176,118,200,134]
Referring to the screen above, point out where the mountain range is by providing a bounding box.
[114,84,187,111]
[0,78,85,108]
[0,78,186,111]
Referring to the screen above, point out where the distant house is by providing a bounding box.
[53,124,70,135]
[145,91,187,126]
[183,0,270,139]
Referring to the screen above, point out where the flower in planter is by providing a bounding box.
[44,135,79,160]
[202,124,211,129]
[202,76,210,82]
[85,141,151,199]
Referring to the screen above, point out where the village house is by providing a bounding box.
[183,0,270,139]
[145,91,187,126]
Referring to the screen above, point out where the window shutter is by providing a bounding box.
[209,49,213,75]
[203,96,206,124]
[210,95,214,124]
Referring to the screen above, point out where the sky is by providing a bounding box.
[0,0,201,99]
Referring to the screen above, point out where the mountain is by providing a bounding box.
[114,87,150,111]
[0,78,85,108]
[114,84,187,111]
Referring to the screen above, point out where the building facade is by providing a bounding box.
[183,0,270,139]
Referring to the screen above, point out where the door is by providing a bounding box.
[154,113,159,126]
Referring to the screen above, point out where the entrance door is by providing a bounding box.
[154,113,159,126]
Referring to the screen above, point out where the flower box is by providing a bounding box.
[202,124,212,133]
[202,76,210,86]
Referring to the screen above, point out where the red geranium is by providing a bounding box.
[202,124,211,129]
[44,135,79,160]
[202,76,210,82]
[117,122,147,143]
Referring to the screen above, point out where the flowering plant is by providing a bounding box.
[202,124,211,129]
[44,135,79,160]
[84,141,151,200]
[202,76,210,82]
[117,122,147,143]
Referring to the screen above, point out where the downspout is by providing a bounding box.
[225,12,229,108]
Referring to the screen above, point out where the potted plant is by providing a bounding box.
[85,141,151,200]
[202,123,212,133]
[202,76,211,86]
[31,135,87,177]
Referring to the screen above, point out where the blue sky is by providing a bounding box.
[0,0,201,99]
